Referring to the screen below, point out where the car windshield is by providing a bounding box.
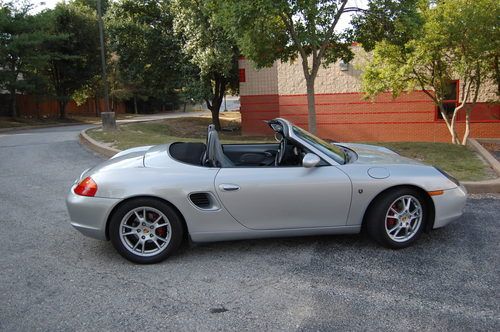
[292,125,345,164]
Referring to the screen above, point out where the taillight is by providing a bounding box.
[74,177,98,197]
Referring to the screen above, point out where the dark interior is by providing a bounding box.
[169,142,207,166]
[223,143,279,166]
[169,141,312,167]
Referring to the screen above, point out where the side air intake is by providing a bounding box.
[189,193,211,209]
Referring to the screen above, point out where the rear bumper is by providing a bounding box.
[66,188,119,240]
[432,185,467,229]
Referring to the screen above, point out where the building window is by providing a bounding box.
[238,69,246,83]
[437,80,458,119]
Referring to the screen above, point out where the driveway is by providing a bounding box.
[0,125,499,331]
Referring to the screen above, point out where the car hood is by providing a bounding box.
[335,143,424,165]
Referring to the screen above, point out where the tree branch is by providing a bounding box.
[279,11,310,78]
[316,0,349,66]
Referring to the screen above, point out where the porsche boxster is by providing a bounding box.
[67,118,467,263]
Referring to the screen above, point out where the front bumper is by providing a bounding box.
[432,185,467,229]
[66,188,119,240]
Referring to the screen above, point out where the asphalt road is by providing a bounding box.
[0,125,499,331]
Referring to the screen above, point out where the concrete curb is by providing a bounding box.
[468,138,500,176]
[80,126,500,193]
[79,127,120,158]
[461,138,500,193]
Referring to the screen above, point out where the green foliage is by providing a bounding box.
[41,2,101,118]
[73,0,111,14]
[171,0,239,130]
[0,1,60,116]
[216,0,354,70]
[351,0,423,52]
[106,0,183,109]
[215,0,355,133]
[359,0,499,143]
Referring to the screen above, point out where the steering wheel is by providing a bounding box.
[275,138,287,166]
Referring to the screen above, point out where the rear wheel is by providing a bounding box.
[109,198,184,264]
[366,188,427,249]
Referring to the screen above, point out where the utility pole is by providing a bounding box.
[97,0,116,130]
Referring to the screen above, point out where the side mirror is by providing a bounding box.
[302,153,320,168]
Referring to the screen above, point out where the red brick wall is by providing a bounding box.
[240,94,279,135]
[240,91,500,142]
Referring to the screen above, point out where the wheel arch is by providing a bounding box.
[105,195,189,241]
[361,185,436,233]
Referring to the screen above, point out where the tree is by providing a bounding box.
[42,2,101,119]
[106,0,183,114]
[356,0,499,144]
[171,0,239,131]
[0,1,56,117]
[216,0,358,134]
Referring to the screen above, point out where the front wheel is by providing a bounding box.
[109,198,184,264]
[366,188,427,249]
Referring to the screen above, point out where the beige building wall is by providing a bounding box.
[277,46,369,95]
[238,59,278,96]
[462,79,498,103]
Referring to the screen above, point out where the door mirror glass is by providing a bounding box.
[302,153,320,168]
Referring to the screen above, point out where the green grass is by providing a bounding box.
[366,142,494,181]
[87,116,273,150]
[87,115,494,182]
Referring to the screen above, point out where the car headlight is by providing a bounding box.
[435,167,460,186]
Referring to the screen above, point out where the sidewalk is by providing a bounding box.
[115,111,210,124]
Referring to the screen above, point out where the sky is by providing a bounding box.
[30,0,368,31]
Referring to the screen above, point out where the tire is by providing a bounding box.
[109,198,184,264]
[366,188,427,249]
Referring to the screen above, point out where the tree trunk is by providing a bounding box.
[462,107,472,145]
[210,106,221,131]
[35,99,40,120]
[10,88,17,118]
[206,99,223,131]
[133,96,138,114]
[450,110,458,144]
[494,54,500,96]
[207,75,226,131]
[461,64,481,145]
[306,78,317,134]
[59,101,67,119]
[94,97,100,117]
[101,111,117,131]
[438,104,459,144]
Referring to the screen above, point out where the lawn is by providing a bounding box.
[87,113,494,181]
[87,113,274,150]
[368,142,494,181]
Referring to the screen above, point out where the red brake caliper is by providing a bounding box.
[387,203,397,228]
[150,212,166,237]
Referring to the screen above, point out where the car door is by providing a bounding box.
[214,166,352,230]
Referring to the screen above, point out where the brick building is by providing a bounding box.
[238,46,499,142]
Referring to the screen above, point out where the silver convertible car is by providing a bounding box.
[67,118,467,263]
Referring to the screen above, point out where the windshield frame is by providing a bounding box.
[291,125,346,165]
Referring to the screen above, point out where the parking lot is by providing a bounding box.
[0,125,499,331]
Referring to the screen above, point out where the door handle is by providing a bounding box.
[219,184,240,191]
